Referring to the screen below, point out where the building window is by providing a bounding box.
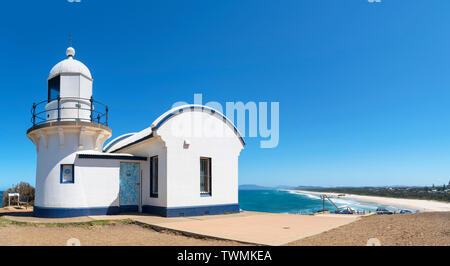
[48,75,60,102]
[150,156,158,197]
[60,164,74,184]
[200,157,211,195]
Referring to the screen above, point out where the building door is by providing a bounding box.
[119,162,140,212]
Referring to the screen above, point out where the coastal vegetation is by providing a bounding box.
[303,183,450,203]
[1,182,35,207]
[0,216,134,228]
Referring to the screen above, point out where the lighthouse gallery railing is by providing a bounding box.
[31,96,109,127]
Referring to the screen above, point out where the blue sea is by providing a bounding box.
[239,189,402,214]
[0,189,404,213]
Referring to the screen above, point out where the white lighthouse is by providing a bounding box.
[27,47,113,217]
[27,46,244,218]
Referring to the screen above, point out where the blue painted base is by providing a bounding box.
[33,206,120,218]
[34,204,240,218]
[142,203,240,217]
[119,205,138,212]
[142,205,166,217]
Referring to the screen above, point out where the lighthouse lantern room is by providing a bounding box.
[45,47,94,123]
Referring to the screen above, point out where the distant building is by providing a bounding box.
[27,47,245,218]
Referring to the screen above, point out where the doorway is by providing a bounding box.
[119,162,140,212]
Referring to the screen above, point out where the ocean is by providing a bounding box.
[239,189,401,214]
[0,189,403,213]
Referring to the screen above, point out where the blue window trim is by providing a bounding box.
[103,133,135,152]
[78,154,147,161]
[60,164,74,184]
[150,156,158,198]
[200,157,212,197]
[48,75,60,103]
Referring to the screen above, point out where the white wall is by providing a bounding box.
[118,110,243,209]
[60,74,80,98]
[32,126,116,208]
[79,75,93,100]
[32,108,243,211]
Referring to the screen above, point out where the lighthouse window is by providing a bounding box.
[60,164,74,184]
[200,157,211,195]
[48,75,60,102]
[150,156,158,197]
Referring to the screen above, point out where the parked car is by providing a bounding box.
[334,208,354,214]
[399,209,413,214]
[376,208,393,215]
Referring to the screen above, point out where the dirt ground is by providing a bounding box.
[0,221,247,246]
[286,212,450,246]
[0,207,247,246]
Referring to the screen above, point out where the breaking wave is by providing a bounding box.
[239,189,405,214]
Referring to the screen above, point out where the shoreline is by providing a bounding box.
[294,190,450,212]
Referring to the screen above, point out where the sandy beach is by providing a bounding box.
[296,190,450,212]
[0,221,247,246]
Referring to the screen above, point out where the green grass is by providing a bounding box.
[0,216,135,228]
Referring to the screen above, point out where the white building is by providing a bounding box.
[27,47,245,218]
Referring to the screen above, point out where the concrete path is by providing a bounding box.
[142,212,360,245]
[2,210,360,245]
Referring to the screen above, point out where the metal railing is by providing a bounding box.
[31,96,109,127]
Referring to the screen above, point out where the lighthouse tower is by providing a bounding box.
[27,47,112,217]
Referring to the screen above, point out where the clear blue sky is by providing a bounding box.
[1,0,450,190]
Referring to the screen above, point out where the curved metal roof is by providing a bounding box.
[103,133,136,152]
[107,104,245,153]
[151,104,245,146]
[48,47,92,80]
